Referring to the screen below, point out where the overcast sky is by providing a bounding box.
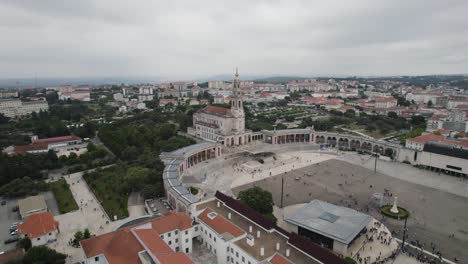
[0,0,467,80]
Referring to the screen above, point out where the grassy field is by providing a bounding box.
[49,179,79,214]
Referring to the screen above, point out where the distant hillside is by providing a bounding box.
[0,77,163,88]
[253,76,308,84]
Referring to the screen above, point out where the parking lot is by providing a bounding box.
[0,198,21,252]
[0,191,60,252]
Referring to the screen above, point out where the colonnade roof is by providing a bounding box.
[315,132,400,148]
[163,159,200,206]
[161,142,216,160]
[261,127,314,136]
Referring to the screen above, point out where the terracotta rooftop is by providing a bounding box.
[200,105,232,116]
[81,225,142,264]
[198,208,244,238]
[270,254,293,264]
[81,212,193,264]
[408,133,468,148]
[133,229,192,264]
[407,133,444,143]
[151,211,192,234]
[32,135,81,144]
[455,104,468,109]
[18,212,59,239]
[14,142,48,154]
[374,97,397,102]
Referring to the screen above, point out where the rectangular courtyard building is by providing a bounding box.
[285,200,372,256]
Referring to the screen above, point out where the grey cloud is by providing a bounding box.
[0,0,467,79]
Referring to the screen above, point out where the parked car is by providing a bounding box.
[9,226,17,232]
[0,200,6,206]
[10,230,17,236]
[4,236,19,244]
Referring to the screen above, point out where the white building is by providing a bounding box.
[59,90,91,101]
[80,212,195,264]
[374,97,397,109]
[209,81,226,89]
[0,99,48,118]
[18,212,59,247]
[0,89,19,98]
[398,142,468,177]
[13,135,83,155]
[188,70,254,146]
[192,192,346,264]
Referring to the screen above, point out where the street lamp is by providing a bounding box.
[401,217,408,252]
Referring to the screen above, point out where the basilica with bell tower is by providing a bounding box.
[187,69,254,147]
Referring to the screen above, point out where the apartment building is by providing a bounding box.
[0,98,48,118]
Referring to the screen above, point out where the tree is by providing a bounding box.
[284,116,295,122]
[17,237,32,251]
[387,111,398,119]
[410,115,426,128]
[22,246,66,264]
[87,142,97,152]
[83,228,91,239]
[344,109,356,118]
[238,186,274,215]
[427,100,433,108]
[0,113,9,124]
[72,230,83,247]
[276,123,287,130]
[257,102,266,108]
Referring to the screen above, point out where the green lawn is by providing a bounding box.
[49,179,79,214]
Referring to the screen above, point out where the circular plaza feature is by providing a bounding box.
[380,205,409,219]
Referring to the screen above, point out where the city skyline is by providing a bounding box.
[0,0,467,79]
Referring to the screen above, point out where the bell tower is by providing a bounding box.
[231,67,243,111]
[230,68,245,132]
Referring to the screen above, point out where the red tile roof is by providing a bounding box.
[198,208,244,238]
[455,104,468,110]
[14,142,48,154]
[408,133,468,148]
[81,225,143,264]
[407,134,444,143]
[133,229,192,264]
[80,212,193,264]
[18,212,59,239]
[374,97,397,102]
[270,254,292,264]
[151,211,192,234]
[32,135,81,144]
[202,105,231,115]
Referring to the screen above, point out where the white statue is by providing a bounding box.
[390,196,399,214]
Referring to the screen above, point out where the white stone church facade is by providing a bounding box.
[188,70,255,146]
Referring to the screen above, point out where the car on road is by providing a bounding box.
[4,235,19,244]
[1,200,6,206]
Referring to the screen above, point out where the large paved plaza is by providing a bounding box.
[231,157,468,262]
